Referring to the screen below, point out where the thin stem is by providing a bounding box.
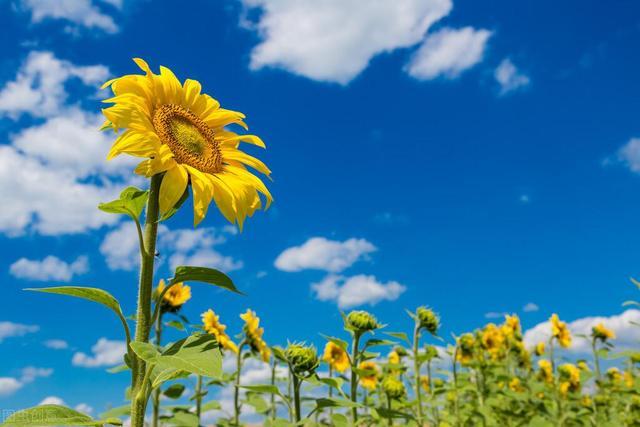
[452,347,460,427]
[151,312,164,427]
[328,366,333,420]
[387,394,393,427]
[195,375,203,422]
[413,323,423,424]
[234,342,247,426]
[288,369,293,422]
[292,373,302,423]
[130,173,162,427]
[350,333,361,424]
[592,338,602,383]
[270,358,277,420]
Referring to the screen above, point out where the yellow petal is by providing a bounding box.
[183,165,214,226]
[159,165,188,215]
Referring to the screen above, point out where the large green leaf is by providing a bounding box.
[98,186,148,221]
[151,368,190,389]
[170,266,242,294]
[163,384,186,399]
[99,405,130,419]
[156,334,223,378]
[25,287,130,339]
[1,405,122,426]
[129,342,160,362]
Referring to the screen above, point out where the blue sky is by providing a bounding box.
[1,0,640,417]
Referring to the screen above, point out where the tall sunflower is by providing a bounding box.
[101,58,272,228]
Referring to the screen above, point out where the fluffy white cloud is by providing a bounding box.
[0,321,39,342]
[406,27,492,80]
[44,339,69,350]
[275,237,376,273]
[18,0,119,33]
[0,51,109,118]
[100,224,242,273]
[612,138,640,173]
[523,302,539,312]
[39,396,65,405]
[523,310,640,353]
[72,338,126,367]
[241,0,452,84]
[312,274,406,308]
[0,378,23,397]
[74,403,93,415]
[9,255,88,282]
[0,366,52,397]
[494,58,530,95]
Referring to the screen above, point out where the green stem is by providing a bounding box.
[130,173,162,427]
[328,366,333,420]
[151,312,163,427]
[350,333,361,424]
[387,394,393,427]
[292,373,302,423]
[452,346,460,427]
[270,358,277,420]
[592,338,602,384]
[234,342,247,426]
[196,375,203,423]
[413,323,423,424]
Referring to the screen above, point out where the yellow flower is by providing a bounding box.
[534,342,545,356]
[388,350,400,365]
[509,377,524,393]
[607,367,623,383]
[101,58,272,228]
[201,309,238,354]
[240,309,270,362]
[322,342,349,373]
[592,322,615,342]
[538,360,553,384]
[358,361,379,390]
[481,324,506,360]
[420,375,430,392]
[456,333,475,366]
[624,371,634,388]
[502,314,521,338]
[550,314,572,348]
[157,279,191,309]
[581,395,593,408]
[577,361,590,372]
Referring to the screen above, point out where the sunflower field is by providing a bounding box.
[2,58,640,427]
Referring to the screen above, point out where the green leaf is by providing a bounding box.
[200,400,221,412]
[170,266,242,295]
[245,394,270,413]
[165,320,185,331]
[98,186,149,221]
[99,405,130,419]
[107,364,129,374]
[1,405,122,426]
[363,338,395,349]
[331,413,349,427]
[320,335,348,351]
[130,342,160,362]
[151,368,190,389]
[313,398,363,410]
[384,331,411,345]
[156,333,222,378]
[240,384,282,396]
[25,286,130,341]
[163,384,186,399]
[163,411,199,427]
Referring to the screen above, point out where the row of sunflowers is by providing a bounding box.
[2,59,638,427]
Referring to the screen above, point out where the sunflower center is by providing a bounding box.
[153,104,223,174]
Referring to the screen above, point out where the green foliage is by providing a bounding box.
[170,266,242,294]
[98,186,148,221]
[1,405,122,426]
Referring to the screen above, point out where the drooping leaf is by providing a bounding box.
[240,384,282,397]
[1,405,122,426]
[155,333,222,378]
[384,331,411,345]
[98,186,149,221]
[165,320,185,331]
[170,266,242,294]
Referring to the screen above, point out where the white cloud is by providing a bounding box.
[241,0,453,84]
[101,224,243,273]
[523,302,539,312]
[19,0,119,33]
[0,51,137,237]
[39,396,65,405]
[74,403,93,414]
[72,338,126,368]
[0,366,52,397]
[494,58,530,95]
[406,27,492,80]
[312,274,406,308]
[612,138,640,174]
[0,378,23,397]
[275,237,376,273]
[9,255,88,282]
[523,310,640,353]
[0,51,109,118]
[0,321,39,342]
[484,311,507,319]
[44,339,69,350]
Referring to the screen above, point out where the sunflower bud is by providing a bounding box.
[285,344,318,374]
[416,307,439,334]
[382,376,405,400]
[346,310,380,334]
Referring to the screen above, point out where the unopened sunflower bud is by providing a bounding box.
[382,376,405,400]
[285,344,318,374]
[346,310,380,334]
[416,307,439,334]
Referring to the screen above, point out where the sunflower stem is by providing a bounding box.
[234,341,247,426]
[413,323,423,424]
[130,173,162,427]
[292,373,302,422]
[151,311,164,427]
[350,332,361,424]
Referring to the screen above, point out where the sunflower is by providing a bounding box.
[592,322,615,342]
[156,279,191,312]
[358,361,379,391]
[420,375,430,392]
[322,342,349,373]
[537,359,553,384]
[240,309,270,362]
[558,363,580,396]
[481,323,506,360]
[201,309,238,354]
[456,333,476,366]
[501,314,521,339]
[550,314,572,348]
[101,58,272,228]
[534,342,545,356]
